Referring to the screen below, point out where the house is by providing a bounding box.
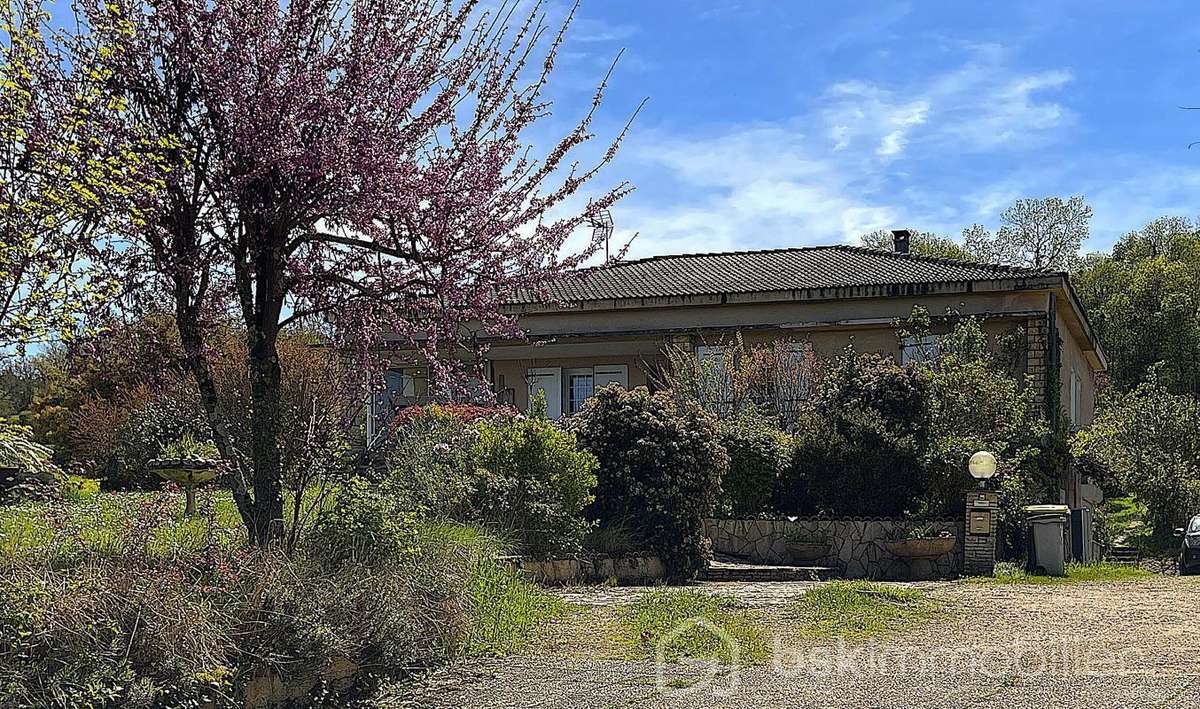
[369,230,1107,506]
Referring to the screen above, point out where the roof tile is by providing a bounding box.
[519,245,1055,303]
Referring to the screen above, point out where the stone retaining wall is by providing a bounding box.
[705,518,963,580]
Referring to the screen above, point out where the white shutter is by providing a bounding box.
[527,367,563,420]
[696,345,725,366]
[593,364,628,390]
[1075,369,1084,424]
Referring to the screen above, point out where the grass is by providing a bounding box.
[791,581,939,641]
[968,561,1154,585]
[413,519,569,657]
[464,556,569,655]
[0,489,244,563]
[618,589,769,665]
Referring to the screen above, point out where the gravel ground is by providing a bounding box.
[398,576,1200,708]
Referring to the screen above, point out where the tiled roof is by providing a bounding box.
[522,245,1057,303]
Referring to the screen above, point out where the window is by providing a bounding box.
[368,367,429,440]
[1069,369,1081,425]
[567,370,594,413]
[901,335,939,366]
[526,364,627,420]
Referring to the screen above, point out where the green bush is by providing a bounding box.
[815,347,931,440]
[567,385,728,583]
[1076,383,1200,536]
[778,350,931,517]
[716,410,791,517]
[108,386,211,490]
[0,423,63,504]
[381,404,483,517]
[786,407,927,517]
[469,414,597,556]
[382,406,596,556]
[308,477,418,567]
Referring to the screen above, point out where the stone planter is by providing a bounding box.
[147,457,222,516]
[785,541,830,563]
[884,537,956,560]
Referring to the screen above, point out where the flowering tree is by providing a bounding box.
[31,0,634,544]
[0,0,134,359]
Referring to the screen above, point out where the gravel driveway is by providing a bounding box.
[399,576,1200,708]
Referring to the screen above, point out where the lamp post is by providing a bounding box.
[965,451,999,576]
[968,451,998,489]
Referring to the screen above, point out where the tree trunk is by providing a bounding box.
[247,320,285,545]
[174,274,256,537]
[244,225,288,546]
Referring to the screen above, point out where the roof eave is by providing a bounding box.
[503,274,1067,315]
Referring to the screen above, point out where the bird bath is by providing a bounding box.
[148,457,222,516]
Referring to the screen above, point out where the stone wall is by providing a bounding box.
[705,518,963,581]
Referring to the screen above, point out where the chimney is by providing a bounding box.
[891,229,911,254]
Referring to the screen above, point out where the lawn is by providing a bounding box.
[617,589,770,664]
[0,487,245,562]
[969,561,1154,585]
[790,581,941,641]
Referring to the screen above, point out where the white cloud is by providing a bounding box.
[607,46,1080,256]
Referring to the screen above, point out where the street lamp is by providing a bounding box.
[968,451,998,489]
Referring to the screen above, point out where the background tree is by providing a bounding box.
[962,196,1091,270]
[1074,382,1200,537]
[858,229,974,261]
[33,0,635,544]
[1072,216,1200,395]
[0,0,143,360]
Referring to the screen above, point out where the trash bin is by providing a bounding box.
[1023,504,1070,576]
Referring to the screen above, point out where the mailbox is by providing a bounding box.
[967,491,998,536]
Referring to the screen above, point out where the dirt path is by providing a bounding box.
[399,576,1200,708]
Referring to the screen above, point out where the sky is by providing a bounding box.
[536,0,1200,260]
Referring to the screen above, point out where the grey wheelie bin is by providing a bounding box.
[1023,504,1070,576]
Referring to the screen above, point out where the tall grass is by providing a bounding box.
[416,520,567,656]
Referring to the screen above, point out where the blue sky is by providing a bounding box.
[540,1,1200,259]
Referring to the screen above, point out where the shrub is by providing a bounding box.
[778,350,931,517]
[814,347,931,439]
[308,477,419,568]
[0,423,64,504]
[786,407,927,517]
[0,514,562,707]
[657,334,821,430]
[716,410,791,517]
[380,404,486,516]
[107,380,211,490]
[567,385,728,583]
[469,414,597,556]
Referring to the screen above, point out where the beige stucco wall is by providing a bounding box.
[488,289,1053,412]
[1056,307,1098,428]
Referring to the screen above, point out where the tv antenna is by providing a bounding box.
[589,209,615,261]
